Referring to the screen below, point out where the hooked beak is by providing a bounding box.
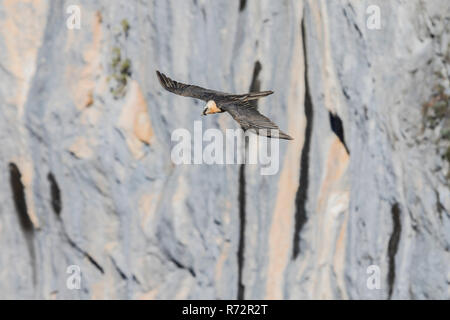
[202,108,207,116]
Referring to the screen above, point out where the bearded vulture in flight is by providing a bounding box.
[156,71,293,140]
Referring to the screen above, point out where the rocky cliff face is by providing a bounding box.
[0,0,448,299]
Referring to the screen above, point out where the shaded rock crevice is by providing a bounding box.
[66,236,105,275]
[9,163,34,232]
[329,112,350,154]
[48,179,104,276]
[237,60,262,300]
[168,255,196,278]
[8,163,36,285]
[47,172,62,216]
[110,256,128,280]
[292,17,312,260]
[237,163,246,299]
[239,0,247,12]
[387,202,401,299]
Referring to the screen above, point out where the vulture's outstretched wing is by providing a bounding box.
[156,71,227,102]
[223,102,293,140]
[157,71,274,103]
